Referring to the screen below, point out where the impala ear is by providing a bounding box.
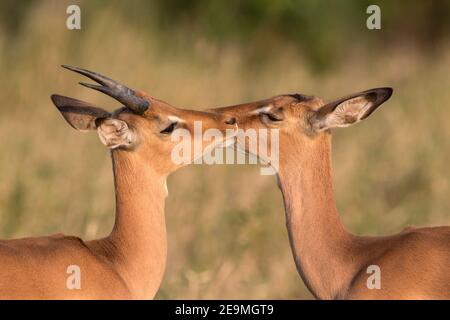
[52,94,136,149]
[96,118,136,149]
[51,94,110,131]
[311,88,393,131]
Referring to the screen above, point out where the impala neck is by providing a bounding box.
[107,149,167,299]
[277,133,359,299]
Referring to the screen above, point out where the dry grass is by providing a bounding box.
[0,1,449,299]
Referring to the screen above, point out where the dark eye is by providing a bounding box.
[261,112,283,122]
[160,122,178,134]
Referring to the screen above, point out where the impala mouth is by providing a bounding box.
[234,131,273,164]
[223,136,236,148]
[234,141,260,162]
[206,125,238,152]
[224,123,239,146]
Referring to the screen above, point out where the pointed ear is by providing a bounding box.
[311,88,393,131]
[51,94,110,131]
[51,94,136,149]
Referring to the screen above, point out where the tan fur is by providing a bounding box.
[212,92,450,300]
[0,93,236,299]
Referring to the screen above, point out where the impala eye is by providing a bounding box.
[160,122,178,134]
[261,112,283,122]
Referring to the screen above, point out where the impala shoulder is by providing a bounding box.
[45,233,83,244]
[45,234,92,253]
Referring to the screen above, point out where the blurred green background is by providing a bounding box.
[0,0,449,299]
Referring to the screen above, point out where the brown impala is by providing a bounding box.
[0,66,237,299]
[211,89,450,299]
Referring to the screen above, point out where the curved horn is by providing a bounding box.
[62,65,150,114]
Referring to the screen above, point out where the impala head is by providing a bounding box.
[51,65,237,174]
[211,88,393,170]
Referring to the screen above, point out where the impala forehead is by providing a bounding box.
[112,107,132,118]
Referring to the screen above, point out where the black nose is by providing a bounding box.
[225,117,236,125]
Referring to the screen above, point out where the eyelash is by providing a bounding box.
[160,122,178,134]
[261,113,282,122]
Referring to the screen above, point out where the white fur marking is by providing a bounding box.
[168,116,185,123]
[164,180,168,197]
[251,105,273,115]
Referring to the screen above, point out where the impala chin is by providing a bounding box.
[222,125,239,147]
[198,127,238,162]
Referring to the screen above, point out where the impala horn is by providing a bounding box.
[62,65,150,114]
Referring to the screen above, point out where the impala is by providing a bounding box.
[212,88,450,299]
[0,65,237,299]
